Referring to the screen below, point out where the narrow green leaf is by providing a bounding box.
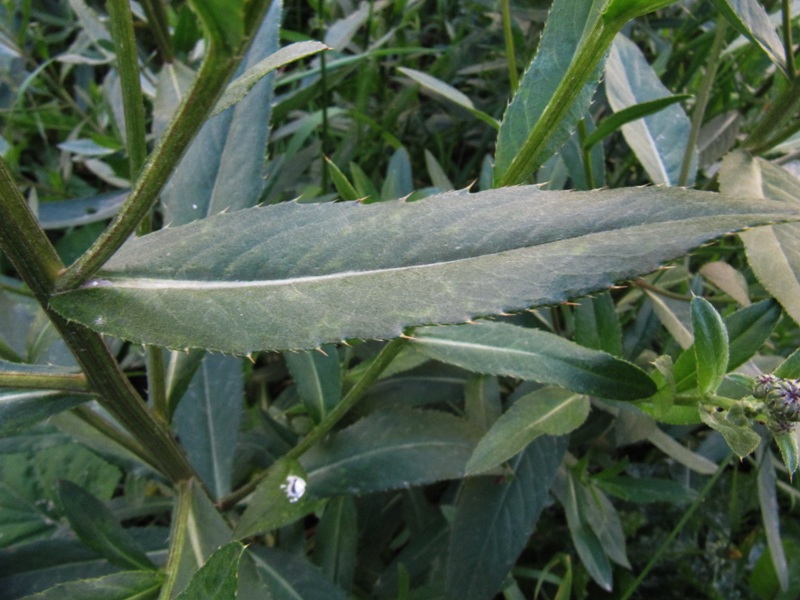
[647,427,718,474]
[594,475,695,504]
[284,346,341,423]
[720,151,800,327]
[380,147,413,201]
[466,388,589,474]
[673,298,778,394]
[710,0,787,73]
[164,349,205,418]
[163,2,282,226]
[776,346,800,379]
[691,297,729,396]
[574,292,622,355]
[582,95,692,150]
[414,322,655,401]
[324,158,361,201]
[605,34,696,185]
[447,436,567,600]
[773,430,799,475]
[233,459,318,539]
[213,41,328,115]
[174,542,244,600]
[574,480,630,570]
[300,408,480,497]
[164,479,232,598]
[373,517,448,598]
[398,67,499,130]
[552,468,613,591]
[50,187,800,353]
[312,496,358,591]
[464,374,502,432]
[173,355,243,500]
[698,406,761,458]
[494,0,605,185]
[0,390,87,436]
[757,444,789,592]
[58,480,156,571]
[16,571,164,600]
[248,547,348,600]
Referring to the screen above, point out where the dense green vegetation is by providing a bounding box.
[3,0,800,598]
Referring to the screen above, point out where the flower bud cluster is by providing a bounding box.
[753,374,800,431]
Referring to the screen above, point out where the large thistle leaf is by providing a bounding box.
[50,186,800,353]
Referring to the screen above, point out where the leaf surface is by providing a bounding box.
[605,34,695,185]
[691,297,729,396]
[447,435,567,600]
[720,152,800,326]
[413,322,655,400]
[494,0,605,185]
[248,547,348,600]
[174,542,244,600]
[15,571,163,600]
[466,388,589,474]
[300,409,480,497]
[711,0,787,73]
[173,355,243,500]
[58,480,156,571]
[0,390,87,436]
[162,1,282,226]
[49,186,800,353]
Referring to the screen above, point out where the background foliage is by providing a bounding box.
[3,0,800,599]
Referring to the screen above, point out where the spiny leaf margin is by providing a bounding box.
[49,186,800,353]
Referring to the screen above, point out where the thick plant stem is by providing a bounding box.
[678,18,726,187]
[217,337,409,510]
[0,158,197,484]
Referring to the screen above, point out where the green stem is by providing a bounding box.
[500,0,518,94]
[158,480,194,600]
[678,17,726,187]
[139,0,174,64]
[0,158,197,484]
[494,0,679,187]
[744,77,800,154]
[0,370,90,393]
[56,47,235,290]
[217,336,409,510]
[782,0,795,80]
[496,18,615,187]
[618,455,732,600]
[576,119,596,189]
[107,0,148,182]
[148,348,169,423]
[72,404,162,471]
[288,336,408,459]
[56,0,276,291]
[0,159,63,300]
